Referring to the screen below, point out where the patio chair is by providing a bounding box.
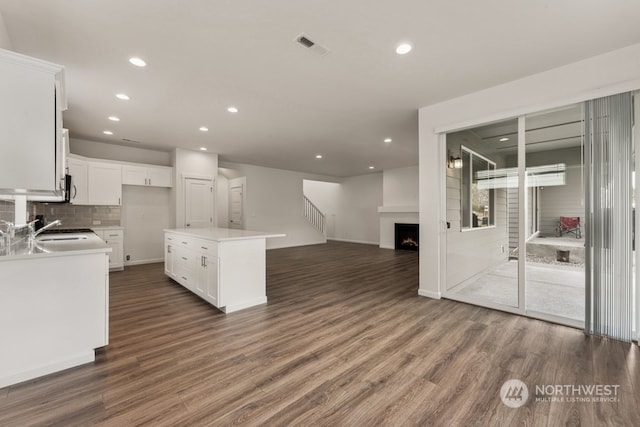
[556,216,582,239]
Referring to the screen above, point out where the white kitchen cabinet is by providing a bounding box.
[122,164,172,187]
[67,157,88,204]
[0,48,67,199]
[93,228,124,270]
[88,162,122,205]
[164,228,284,313]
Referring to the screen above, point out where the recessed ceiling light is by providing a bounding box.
[129,57,146,67]
[395,43,412,55]
[369,166,375,170]
[227,106,239,113]
[108,116,120,122]
[115,93,130,100]
[315,154,323,159]
[384,138,392,143]
[200,147,208,151]
[499,137,509,142]
[199,126,209,132]
[103,130,113,135]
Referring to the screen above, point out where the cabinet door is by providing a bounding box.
[88,162,122,205]
[103,231,124,269]
[147,167,173,187]
[198,255,219,306]
[195,255,207,297]
[67,158,88,204]
[165,243,175,277]
[122,165,148,186]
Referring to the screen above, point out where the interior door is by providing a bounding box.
[185,177,213,228]
[229,177,245,229]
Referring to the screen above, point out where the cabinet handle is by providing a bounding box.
[167,246,172,253]
[149,178,152,185]
[201,246,208,250]
[72,185,77,199]
[181,256,187,260]
[108,234,118,237]
[182,241,188,245]
[168,237,173,241]
[181,276,188,281]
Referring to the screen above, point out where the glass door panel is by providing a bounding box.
[445,118,519,309]
[524,105,585,324]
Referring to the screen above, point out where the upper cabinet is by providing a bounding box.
[122,164,172,188]
[0,48,67,199]
[67,157,88,204]
[88,162,122,206]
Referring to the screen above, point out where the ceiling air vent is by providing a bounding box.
[295,33,329,56]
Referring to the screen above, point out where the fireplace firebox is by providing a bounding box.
[395,223,419,251]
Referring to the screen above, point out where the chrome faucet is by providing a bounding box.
[30,219,62,240]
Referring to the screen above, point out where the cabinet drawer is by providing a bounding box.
[102,230,123,240]
[195,239,218,257]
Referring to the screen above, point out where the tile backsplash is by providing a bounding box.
[0,200,121,227]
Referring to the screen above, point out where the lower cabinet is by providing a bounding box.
[93,228,124,271]
[165,235,220,307]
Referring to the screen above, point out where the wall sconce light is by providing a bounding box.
[448,151,463,169]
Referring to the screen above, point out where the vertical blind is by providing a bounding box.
[584,92,634,342]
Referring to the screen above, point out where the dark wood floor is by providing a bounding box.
[1,241,639,426]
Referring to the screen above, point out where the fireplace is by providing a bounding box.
[395,223,419,251]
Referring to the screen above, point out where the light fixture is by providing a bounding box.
[129,57,146,67]
[384,138,392,143]
[108,116,120,122]
[200,147,208,151]
[369,166,375,170]
[315,154,323,159]
[227,106,239,113]
[447,149,463,169]
[199,126,209,132]
[499,137,509,142]
[395,43,412,55]
[103,130,113,135]
[115,93,130,100]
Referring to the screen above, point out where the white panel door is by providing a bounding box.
[185,178,213,228]
[229,178,245,229]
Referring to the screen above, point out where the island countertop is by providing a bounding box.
[163,227,285,242]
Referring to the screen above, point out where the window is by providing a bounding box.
[461,146,496,229]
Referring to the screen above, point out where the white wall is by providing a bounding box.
[122,185,171,265]
[216,174,229,228]
[303,180,341,238]
[0,13,12,50]
[418,42,640,299]
[173,148,218,228]
[383,166,419,206]
[219,162,340,249]
[333,173,383,245]
[70,138,171,166]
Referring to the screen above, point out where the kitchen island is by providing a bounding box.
[164,228,285,313]
[0,232,110,388]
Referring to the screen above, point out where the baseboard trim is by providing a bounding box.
[0,351,95,388]
[418,289,441,299]
[379,244,394,250]
[328,238,379,246]
[124,258,164,266]
[222,297,268,313]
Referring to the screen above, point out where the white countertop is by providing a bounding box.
[165,227,286,242]
[0,233,110,262]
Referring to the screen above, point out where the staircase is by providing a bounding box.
[304,195,326,237]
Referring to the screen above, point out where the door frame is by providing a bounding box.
[228,176,246,230]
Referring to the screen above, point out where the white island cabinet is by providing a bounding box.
[0,236,110,388]
[164,228,285,313]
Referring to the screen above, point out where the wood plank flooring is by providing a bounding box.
[1,241,639,426]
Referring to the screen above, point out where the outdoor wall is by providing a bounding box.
[525,147,583,236]
[418,42,640,299]
[219,162,339,249]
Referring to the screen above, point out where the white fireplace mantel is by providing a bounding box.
[378,206,420,249]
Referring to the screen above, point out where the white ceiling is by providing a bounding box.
[1,1,640,177]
